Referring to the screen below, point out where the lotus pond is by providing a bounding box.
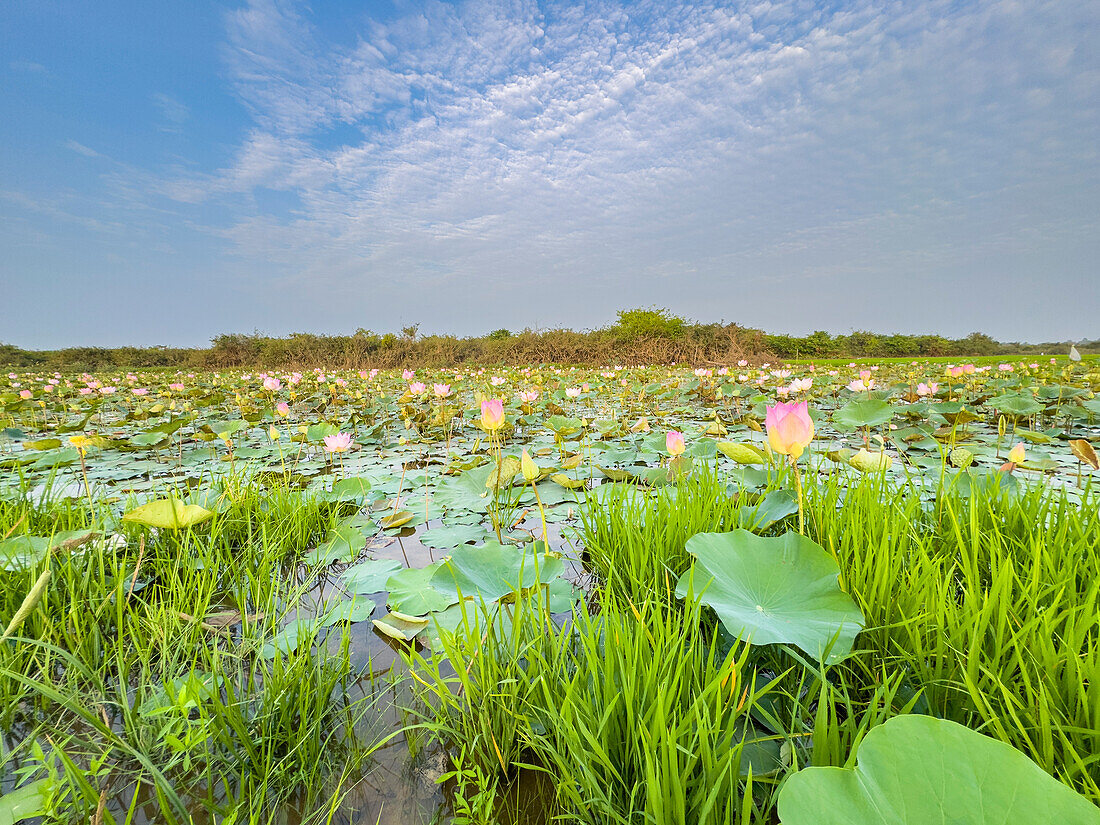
[2,357,1100,824]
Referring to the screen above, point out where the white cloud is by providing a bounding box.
[11,0,1097,342]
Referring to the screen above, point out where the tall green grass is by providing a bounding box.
[409,466,1100,823]
[0,474,391,822]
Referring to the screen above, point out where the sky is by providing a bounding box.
[1,0,1097,349]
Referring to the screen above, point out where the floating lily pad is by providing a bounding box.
[341,558,403,594]
[320,597,376,627]
[385,562,459,614]
[431,541,565,604]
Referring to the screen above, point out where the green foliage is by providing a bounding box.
[777,715,1100,824]
[612,306,688,341]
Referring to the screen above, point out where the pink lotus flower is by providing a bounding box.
[402,369,415,380]
[408,382,426,395]
[666,430,686,456]
[490,376,505,386]
[19,390,31,399]
[276,402,290,417]
[518,390,538,404]
[916,382,938,397]
[847,378,874,393]
[323,433,353,453]
[169,383,185,391]
[788,378,812,393]
[480,399,505,431]
[79,387,93,395]
[433,383,451,398]
[132,388,148,396]
[766,401,815,460]
[565,387,582,398]
[99,386,116,395]
[263,377,281,392]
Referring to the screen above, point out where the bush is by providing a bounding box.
[611,307,687,341]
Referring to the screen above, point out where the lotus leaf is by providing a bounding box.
[122,498,214,530]
[675,530,864,663]
[776,715,1100,825]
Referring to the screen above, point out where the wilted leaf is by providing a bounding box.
[122,499,214,530]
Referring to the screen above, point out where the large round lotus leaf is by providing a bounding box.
[675,530,863,664]
[0,536,50,572]
[306,524,368,565]
[988,393,1043,418]
[341,558,402,594]
[832,398,895,430]
[433,464,496,513]
[776,715,1100,825]
[0,777,52,824]
[419,523,494,550]
[431,542,565,604]
[738,490,798,531]
[385,562,459,614]
[122,498,214,530]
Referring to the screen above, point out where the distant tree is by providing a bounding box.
[613,307,687,341]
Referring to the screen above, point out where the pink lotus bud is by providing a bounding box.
[666,430,686,456]
[1008,442,1026,464]
[480,399,505,431]
[766,401,815,460]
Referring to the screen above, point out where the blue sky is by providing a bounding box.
[2,0,1097,348]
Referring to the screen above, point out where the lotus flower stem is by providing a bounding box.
[791,457,804,536]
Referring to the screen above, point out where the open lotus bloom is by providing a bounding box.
[766,402,815,459]
[323,432,353,453]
